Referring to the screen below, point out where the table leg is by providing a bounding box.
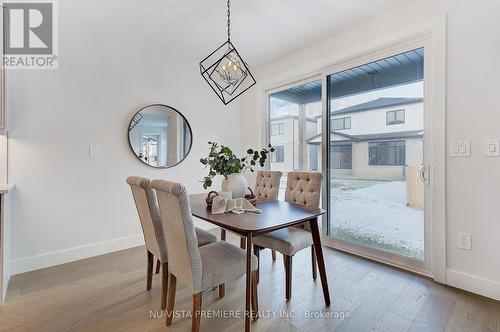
[309,218,331,306]
[245,233,253,332]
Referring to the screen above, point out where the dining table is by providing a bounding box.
[189,193,330,332]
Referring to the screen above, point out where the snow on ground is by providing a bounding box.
[277,177,424,260]
[330,179,424,260]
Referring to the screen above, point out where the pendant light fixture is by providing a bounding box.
[199,0,256,105]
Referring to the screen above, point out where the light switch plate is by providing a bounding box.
[89,146,101,158]
[457,232,472,251]
[450,140,471,157]
[484,139,500,157]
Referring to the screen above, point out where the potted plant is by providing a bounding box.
[200,142,275,198]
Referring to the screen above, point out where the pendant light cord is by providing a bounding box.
[227,0,231,42]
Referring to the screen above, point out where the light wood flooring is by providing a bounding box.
[1,230,499,332]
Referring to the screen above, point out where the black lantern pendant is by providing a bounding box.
[199,0,256,105]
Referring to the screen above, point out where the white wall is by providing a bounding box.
[241,0,500,300]
[7,0,242,274]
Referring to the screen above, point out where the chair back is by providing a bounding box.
[126,176,166,260]
[150,179,202,292]
[254,170,282,200]
[285,172,322,209]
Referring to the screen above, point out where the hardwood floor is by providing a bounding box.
[0,230,498,332]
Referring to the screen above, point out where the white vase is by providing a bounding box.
[221,173,248,198]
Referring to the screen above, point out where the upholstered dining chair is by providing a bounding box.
[126,176,217,310]
[151,179,259,332]
[221,170,282,252]
[252,172,322,301]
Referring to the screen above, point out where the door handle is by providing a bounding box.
[419,165,430,185]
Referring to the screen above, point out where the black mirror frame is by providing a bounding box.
[127,104,193,169]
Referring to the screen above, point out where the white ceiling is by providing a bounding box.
[89,0,413,66]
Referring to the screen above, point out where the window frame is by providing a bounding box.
[270,122,285,136]
[386,109,405,125]
[271,145,285,163]
[330,144,352,169]
[331,116,351,130]
[368,140,406,166]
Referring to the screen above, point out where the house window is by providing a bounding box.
[386,109,405,125]
[331,144,352,169]
[369,141,406,166]
[271,122,284,135]
[332,117,351,130]
[271,145,284,162]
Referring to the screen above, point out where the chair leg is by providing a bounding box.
[161,262,168,310]
[192,292,203,332]
[155,259,161,274]
[146,251,154,291]
[218,283,225,298]
[283,254,292,301]
[253,245,260,284]
[251,271,259,320]
[240,237,246,250]
[271,250,277,262]
[221,228,226,241]
[165,273,177,327]
[311,245,317,281]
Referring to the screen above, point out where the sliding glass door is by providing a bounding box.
[266,46,431,273]
[325,47,429,271]
[268,79,322,199]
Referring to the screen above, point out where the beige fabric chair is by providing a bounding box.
[253,171,282,261]
[252,172,322,301]
[126,176,217,310]
[253,170,282,200]
[151,179,258,332]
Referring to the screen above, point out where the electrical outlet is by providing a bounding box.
[484,139,500,157]
[457,232,471,250]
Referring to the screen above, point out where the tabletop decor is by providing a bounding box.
[211,196,262,215]
[205,187,257,207]
[199,0,256,105]
[200,141,275,198]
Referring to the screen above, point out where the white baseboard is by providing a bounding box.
[446,269,500,301]
[9,221,218,276]
[2,268,9,304]
[10,234,145,275]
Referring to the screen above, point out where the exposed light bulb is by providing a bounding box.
[216,51,245,86]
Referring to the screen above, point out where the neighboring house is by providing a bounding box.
[269,115,317,172]
[308,97,423,180]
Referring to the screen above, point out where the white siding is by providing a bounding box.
[332,102,423,135]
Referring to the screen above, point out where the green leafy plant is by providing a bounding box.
[200,142,275,189]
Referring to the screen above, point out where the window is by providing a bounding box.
[141,135,159,166]
[331,144,352,169]
[332,117,351,130]
[271,122,284,135]
[386,109,405,125]
[369,141,406,166]
[271,145,284,162]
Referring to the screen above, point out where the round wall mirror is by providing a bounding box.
[128,104,192,168]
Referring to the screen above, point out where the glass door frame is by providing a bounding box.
[320,40,432,276]
[261,28,446,280]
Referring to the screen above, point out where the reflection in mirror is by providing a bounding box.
[128,104,192,168]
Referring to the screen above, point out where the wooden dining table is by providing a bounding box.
[189,194,330,332]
